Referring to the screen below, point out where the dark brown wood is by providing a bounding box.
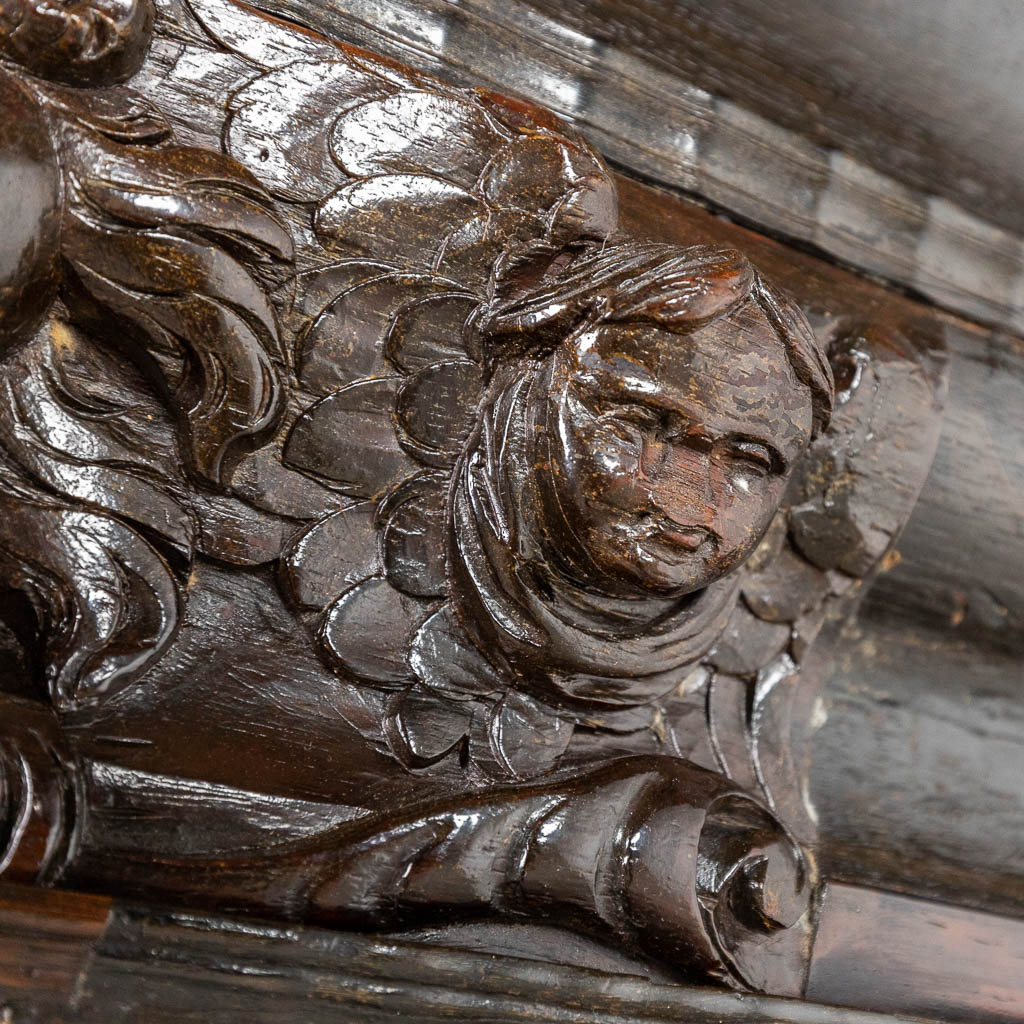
[808,882,1024,1023]
[521,0,1024,243]
[0,883,939,1024]
[616,178,1024,917]
[0,0,1019,1020]
[0,885,111,1020]
[244,0,1024,336]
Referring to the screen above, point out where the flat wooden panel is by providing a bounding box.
[808,882,1024,1023]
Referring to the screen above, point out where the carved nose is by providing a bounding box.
[642,441,718,531]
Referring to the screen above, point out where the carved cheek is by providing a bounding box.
[558,396,642,507]
[715,471,781,560]
[594,424,643,485]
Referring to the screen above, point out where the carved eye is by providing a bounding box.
[599,403,661,432]
[726,439,776,476]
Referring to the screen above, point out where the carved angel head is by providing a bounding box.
[476,242,835,602]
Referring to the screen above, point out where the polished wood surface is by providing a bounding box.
[246,0,1024,336]
[0,0,1020,1020]
[0,883,953,1024]
[808,882,1024,1023]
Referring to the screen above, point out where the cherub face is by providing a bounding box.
[541,300,814,598]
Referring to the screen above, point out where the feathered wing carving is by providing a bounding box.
[0,318,187,710]
[55,88,292,485]
[0,0,949,993]
[173,0,619,773]
[173,0,946,807]
[0,0,946,830]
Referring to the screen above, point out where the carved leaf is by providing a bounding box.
[482,691,574,779]
[229,436,343,521]
[741,545,831,625]
[386,294,481,373]
[280,502,381,611]
[386,687,472,768]
[395,361,484,467]
[480,135,617,243]
[788,324,941,577]
[0,468,179,712]
[225,59,389,202]
[0,319,195,553]
[76,153,291,264]
[380,474,448,598]
[749,654,806,827]
[706,671,760,795]
[547,178,620,246]
[409,605,506,702]
[189,489,299,567]
[705,603,791,678]
[298,273,467,394]
[0,701,77,884]
[315,175,487,267]
[43,84,171,145]
[433,208,548,289]
[61,133,292,485]
[292,260,395,325]
[320,576,433,685]
[186,0,340,68]
[330,91,505,186]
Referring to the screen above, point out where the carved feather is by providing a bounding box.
[185,0,618,740]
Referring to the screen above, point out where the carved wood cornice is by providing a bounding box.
[2,2,1019,1020]
[247,0,1024,337]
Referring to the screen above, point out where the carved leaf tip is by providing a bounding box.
[60,131,294,486]
[0,464,180,712]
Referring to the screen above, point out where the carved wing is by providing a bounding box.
[0,0,947,820]
[173,0,620,768]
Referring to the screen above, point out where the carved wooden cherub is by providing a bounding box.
[0,0,944,997]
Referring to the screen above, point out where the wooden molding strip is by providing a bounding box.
[249,0,1024,336]
[7,878,1023,1020]
[0,883,929,1023]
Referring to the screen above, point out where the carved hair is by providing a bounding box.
[481,241,835,433]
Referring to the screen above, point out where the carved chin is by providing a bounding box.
[630,560,717,598]
[587,536,718,598]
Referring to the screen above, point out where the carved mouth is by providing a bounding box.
[658,529,707,552]
[644,516,711,552]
